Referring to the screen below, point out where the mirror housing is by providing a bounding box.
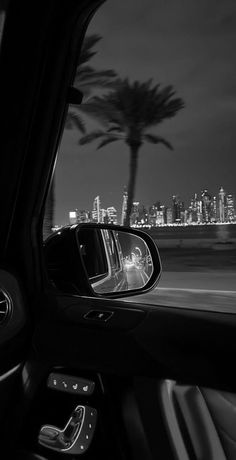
[44,223,162,298]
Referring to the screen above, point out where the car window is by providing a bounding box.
[43,0,236,312]
[79,228,109,280]
[103,230,121,271]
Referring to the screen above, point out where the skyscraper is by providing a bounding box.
[172,195,179,223]
[121,187,128,225]
[99,208,107,223]
[156,210,165,225]
[201,189,212,223]
[166,207,173,224]
[148,205,157,226]
[92,196,101,223]
[226,194,235,222]
[139,205,149,225]
[172,195,184,223]
[130,201,140,226]
[197,200,203,223]
[188,193,198,223]
[219,186,226,223]
[106,206,118,224]
[212,196,217,222]
[160,205,167,224]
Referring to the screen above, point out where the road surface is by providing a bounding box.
[123,271,236,313]
[159,271,236,291]
[125,265,149,290]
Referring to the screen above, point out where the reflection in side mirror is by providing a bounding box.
[44,223,161,298]
[76,226,159,295]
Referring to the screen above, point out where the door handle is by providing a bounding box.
[38,405,97,455]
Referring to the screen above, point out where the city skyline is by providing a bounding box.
[65,185,236,229]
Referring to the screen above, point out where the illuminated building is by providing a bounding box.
[172,196,184,224]
[148,205,157,226]
[212,196,217,222]
[77,210,90,223]
[180,203,185,224]
[92,196,101,223]
[189,193,199,223]
[184,210,188,224]
[186,208,192,224]
[160,205,167,224]
[197,200,203,223]
[139,206,149,225]
[69,210,77,225]
[188,193,204,223]
[121,187,128,225]
[226,194,235,222]
[201,189,212,223]
[106,207,118,224]
[172,195,179,223]
[100,208,107,223]
[166,207,173,224]
[130,201,140,226]
[156,211,165,225]
[148,202,164,226]
[219,186,226,223]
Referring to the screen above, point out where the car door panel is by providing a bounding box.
[32,295,157,376]
[0,271,233,459]
[22,291,236,459]
[31,293,236,388]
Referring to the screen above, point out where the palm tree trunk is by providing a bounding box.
[124,143,140,227]
[43,177,55,240]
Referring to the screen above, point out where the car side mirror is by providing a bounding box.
[44,224,162,298]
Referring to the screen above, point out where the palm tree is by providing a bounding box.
[66,34,117,132]
[43,35,117,239]
[78,78,185,226]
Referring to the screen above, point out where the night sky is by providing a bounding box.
[55,0,236,226]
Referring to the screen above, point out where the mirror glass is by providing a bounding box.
[77,228,154,294]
